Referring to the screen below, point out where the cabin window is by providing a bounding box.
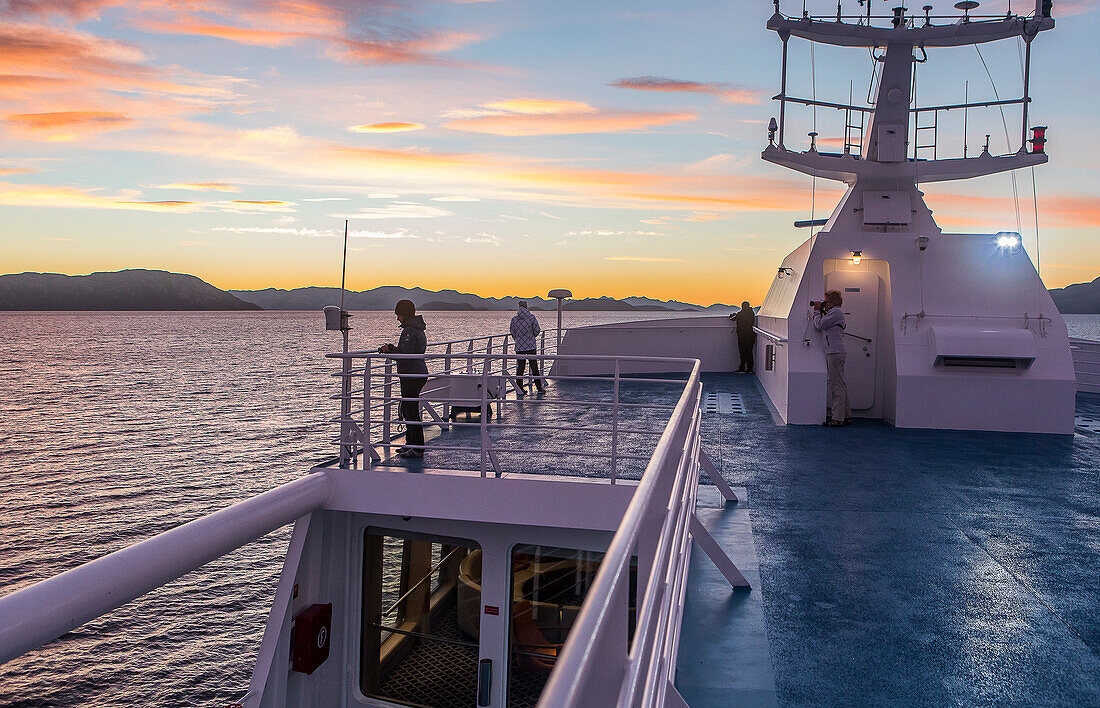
[361,529,480,707]
[506,545,637,707]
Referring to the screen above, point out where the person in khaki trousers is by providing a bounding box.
[811,290,850,426]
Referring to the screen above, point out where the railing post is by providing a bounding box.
[445,342,453,374]
[466,340,474,374]
[339,353,352,468]
[611,358,621,483]
[479,356,490,477]
[361,357,371,469]
[383,360,393,459]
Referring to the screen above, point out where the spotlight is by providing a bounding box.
[851,250,863,265]
[995,233,1020,249]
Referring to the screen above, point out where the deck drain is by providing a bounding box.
[1075,416,1100,433]
[702,392,745,415]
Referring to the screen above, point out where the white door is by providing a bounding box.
[825,271,879,410]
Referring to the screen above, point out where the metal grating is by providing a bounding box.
[1075,416,1100,433]
[702,392,745,415]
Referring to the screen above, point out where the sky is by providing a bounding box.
[0,0,1097,305]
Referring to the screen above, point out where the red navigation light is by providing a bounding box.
[1029,126,1048,154]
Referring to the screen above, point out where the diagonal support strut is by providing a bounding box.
[690,513,750,589]
[700,451,738,503]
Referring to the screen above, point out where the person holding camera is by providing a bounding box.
[812,290,850,427]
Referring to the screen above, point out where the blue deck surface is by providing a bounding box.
[679,374,1100,707]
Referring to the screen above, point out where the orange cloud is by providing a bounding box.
[156,182,241,192]
[605,256,686,263]
[133,18,306,48]
[350,122,426,133]
[445,110,696,136]
[0,180,204,211]
[0,166,35,175]
[610,76,764,105]
[4,110,133,140]
[926,192,1100,229]
[482,99,595,115]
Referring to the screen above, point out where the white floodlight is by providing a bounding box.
[995,232,1021,250]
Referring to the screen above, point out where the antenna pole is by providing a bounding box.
[1021,35,1033,151]
[340,220,348,315]
[340,220,349,355]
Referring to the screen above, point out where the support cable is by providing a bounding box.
[810,40,819,247]
[974,44,1023,235]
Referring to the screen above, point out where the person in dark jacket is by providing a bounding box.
[510,301,544,394]
[733,302,756,373]
[379,300,428,458]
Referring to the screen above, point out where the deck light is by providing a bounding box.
[851,250,863,265]
[995,232,1021,250]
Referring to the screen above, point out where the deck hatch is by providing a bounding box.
[703,392,745,415]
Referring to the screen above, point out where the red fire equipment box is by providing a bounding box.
[291,603,332,675]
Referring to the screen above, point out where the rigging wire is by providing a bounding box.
[1016,36,1042,278]
[974,44,1023,235]
[810,40,818,248]
[1031,166,1041,278]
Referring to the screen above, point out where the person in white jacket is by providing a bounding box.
[510,301,545,394]
[812,290,850,426]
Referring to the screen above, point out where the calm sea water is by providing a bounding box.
[1,310,1097,707]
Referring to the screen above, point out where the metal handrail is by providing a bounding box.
[327,351,698,478]
[753,325,786,344]
[0,473,332,665]
[539,360,703,707]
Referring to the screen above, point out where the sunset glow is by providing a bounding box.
[1,0,1097,304]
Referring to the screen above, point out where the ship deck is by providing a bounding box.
[369,375,1100,706]
[682,375,1100,707]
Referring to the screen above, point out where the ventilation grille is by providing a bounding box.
[939,356,1019,369]
[703,392,745,415]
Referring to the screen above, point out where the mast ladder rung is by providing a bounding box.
[913,109,938,160]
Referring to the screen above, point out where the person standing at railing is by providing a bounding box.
[379,299,428,458]
[812,290,850,427]
[510,301,545,395]
[733,301,756,374]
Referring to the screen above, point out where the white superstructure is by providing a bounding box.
[753,0,1074,433]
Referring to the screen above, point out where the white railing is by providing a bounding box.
[539,360,706,707]
[326,348,696,480]
[1071,337,1100,395]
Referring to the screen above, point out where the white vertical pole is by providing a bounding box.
[556,300,564,347]
[479,357,490,477]
[383,361,393,459]
[611,358,621,483]
[363,356,372,467]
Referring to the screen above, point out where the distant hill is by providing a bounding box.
[1050,276,1100,314]
[0,270,262,311]
[231,286,736,312]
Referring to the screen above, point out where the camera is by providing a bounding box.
[810,300,822,308]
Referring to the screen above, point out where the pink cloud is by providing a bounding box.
[445,110,696,136]
[610,76,764,105]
